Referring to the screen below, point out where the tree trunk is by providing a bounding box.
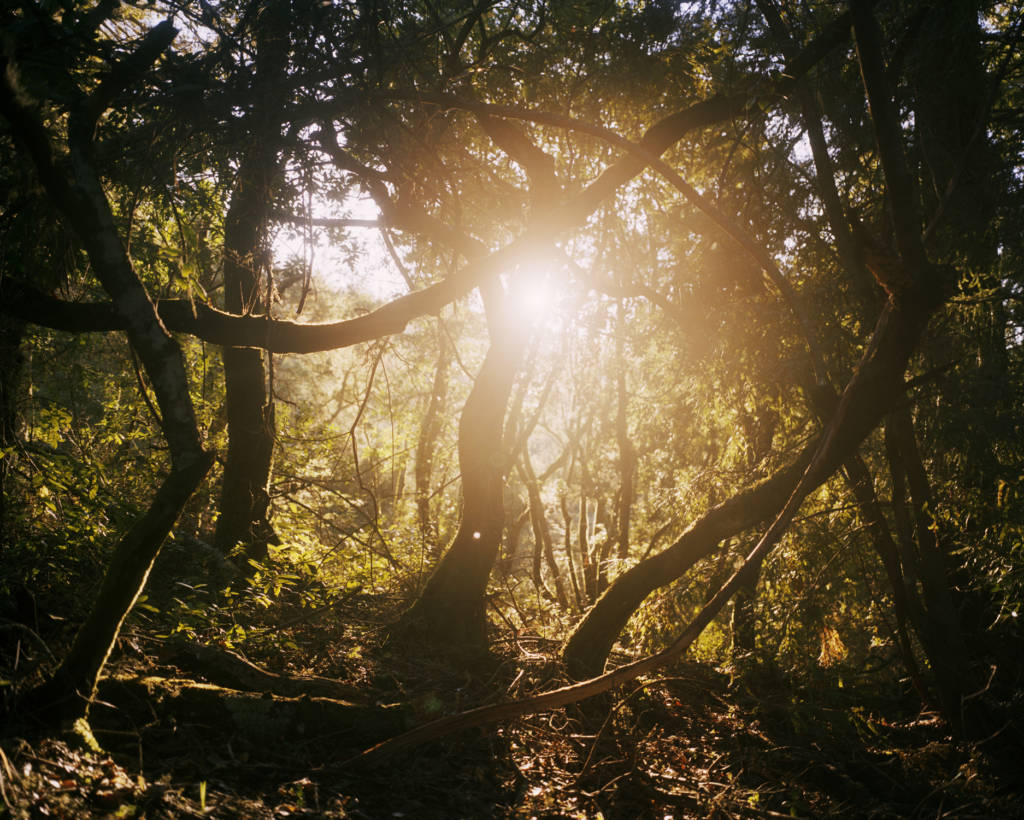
[563,450,810,679]
[885,408,974,728]
[561,492,585,612]
[519,454,569,610]
[729,558,759,667]
[95,675,407,750]
[910,0,995,262]
[839,452,931,705]
[26,455,213,716]
[2,21,214,720]
[595,496,615,594]
[214,3,289,564]
[801,381,936,705]
[216,343,276,562]
[0,316,25,551]
[762,0,981,726]
[578,492,597,602]
[392,304,526,653]
[614,306,636,562]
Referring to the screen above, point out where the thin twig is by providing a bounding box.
[0,618,57,662]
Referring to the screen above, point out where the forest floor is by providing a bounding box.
[3,583,1024,819]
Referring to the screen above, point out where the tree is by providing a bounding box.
[1,12,213,714]
[213,1,290,564]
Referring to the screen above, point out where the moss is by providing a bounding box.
[71,717,102,753]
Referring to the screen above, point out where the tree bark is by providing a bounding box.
[2,9,856,361]
[839,452,931,704]
[0,316,25,551]
[578,492,596,602]
[563,448,812,679]
[214,2,289,563]
[161,639,365,701]
[760,0,982,725]
[729,558,759,667]
[519,454,569,610]
[614,306,636,562]
[95,675,407,749]
[885,407,974,726]
[561,492,585,612]
[391,301,527,652]
[564,284,952,678]
[562,0,949,684]
[26,455,213,716]
[2,21,214,719]
[564,2,977,727]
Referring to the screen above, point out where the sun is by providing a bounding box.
[507,266,555,320]
[513,272,551,313]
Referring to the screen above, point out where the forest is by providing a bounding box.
[1,0,1023,816]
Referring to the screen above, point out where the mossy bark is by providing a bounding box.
[96,676,408,748]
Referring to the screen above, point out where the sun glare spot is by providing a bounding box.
[509,269,553,318]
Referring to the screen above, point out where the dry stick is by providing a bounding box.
[381,228,417,291]
[0,746,15,813]
[642,518,677,561]
[128,345,164,430]
[574,675,681,784]
[0,618,57,662]
[348,347,401,570]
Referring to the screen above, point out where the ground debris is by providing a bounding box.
[4,619,1023,818]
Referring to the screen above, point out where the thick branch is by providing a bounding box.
[317,127,489,261]
[409,96,828,377]
[4,7,854,369]
[476,111,558,199]
[851,0,926,276]
[71,18,177,142]
[0,275,503,353]
[272,211,383,230]
[25,453,214,714]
